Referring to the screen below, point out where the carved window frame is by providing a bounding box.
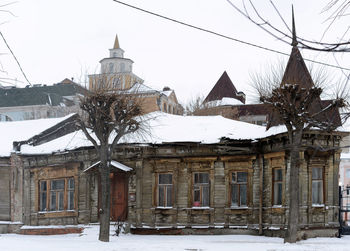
[230,171,248,208]
[39,177,75,212]
[157,173,173,208]
[192,172,210,207]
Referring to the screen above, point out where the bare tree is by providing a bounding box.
[185,95,205,115]
[78,84,146,242]
[322,0,350,39]
[226,0,350,53]
[251,20,348,241]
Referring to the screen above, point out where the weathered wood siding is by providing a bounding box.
[0,163,10,220]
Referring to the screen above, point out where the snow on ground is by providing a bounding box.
[0,225,350,251]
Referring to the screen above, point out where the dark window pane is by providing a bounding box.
[232,172,236,182]
[231,184,239,206]
[237,172,247,183]
[40,192,47,211]
[50,192,56,211]
[68,178,74,189]
[274,183,282,205]
[195,173,209,184]
[68,191,74,210]
[58,191,64,211]
[166,186,172,207]
[159,174,172,184]
[200,173,209,184]
[194,187,200,202]
[202,186,209,207]
[51,179,64,190]
[312,167,323,180]
[240,184,247,206]
[194,173,199,184]
[274,169,283,181]
[40,181,47,192]
[159,187,165,206]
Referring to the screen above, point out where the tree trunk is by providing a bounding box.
[284,130,302,243]
[98,144,111,242]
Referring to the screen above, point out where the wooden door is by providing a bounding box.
[110,172,128,221]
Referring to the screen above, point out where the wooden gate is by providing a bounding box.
[110,172,128,221]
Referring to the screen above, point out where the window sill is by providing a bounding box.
[37,210,77,218]
[191,206,211,209]
[230,206,248,209]
[272,205,283,208]
[312,204,325,208]
[155,207,174,209]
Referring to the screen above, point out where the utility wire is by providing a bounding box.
[0,31,32,86]
[112,0,350,72]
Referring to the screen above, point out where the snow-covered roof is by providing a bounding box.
[18,112,287,155]
[124,83,158,94]
[0,114,76,157]
[160,90,173,97]
[1,112,347,157]
[125,83,174,98]
[206,97,244,108]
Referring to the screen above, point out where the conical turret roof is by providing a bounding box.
[281,7,313,90]
[204,71,245,104]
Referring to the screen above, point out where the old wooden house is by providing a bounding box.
[0,107,345,239]
[0,35,347,239]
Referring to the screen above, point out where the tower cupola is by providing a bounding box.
[109,34,124,58]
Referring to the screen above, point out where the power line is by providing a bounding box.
[0,31,32,86]
[112,0,350,72]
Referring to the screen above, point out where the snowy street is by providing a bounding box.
[0,226,350,251]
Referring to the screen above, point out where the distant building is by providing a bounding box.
[0,79,86,121]
[88,34,183,115]
[89,34,143,91]
[194,71,268,125]
[124,83,184,115]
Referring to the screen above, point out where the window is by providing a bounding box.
[158,173,173,207]
[193,173,209,207]
[120,63,125,72]
[273,168,283,205]
[50,179,64,211]
[108,63,114,73]
[68,178,75,210]
[39,178,75,212]
[231,171,248,207]
[346,169,350,178]
[312,167,324,205]
[39,181,47,211]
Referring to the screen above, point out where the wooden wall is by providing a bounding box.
[0,159,10,220]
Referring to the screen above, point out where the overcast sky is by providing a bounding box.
[0,0,348,104]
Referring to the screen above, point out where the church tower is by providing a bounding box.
[89,34,143,91]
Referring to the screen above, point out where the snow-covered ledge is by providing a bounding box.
[84,160,133,172]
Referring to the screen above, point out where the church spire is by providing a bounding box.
[291,5,298,47]
[113,34,120,49]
